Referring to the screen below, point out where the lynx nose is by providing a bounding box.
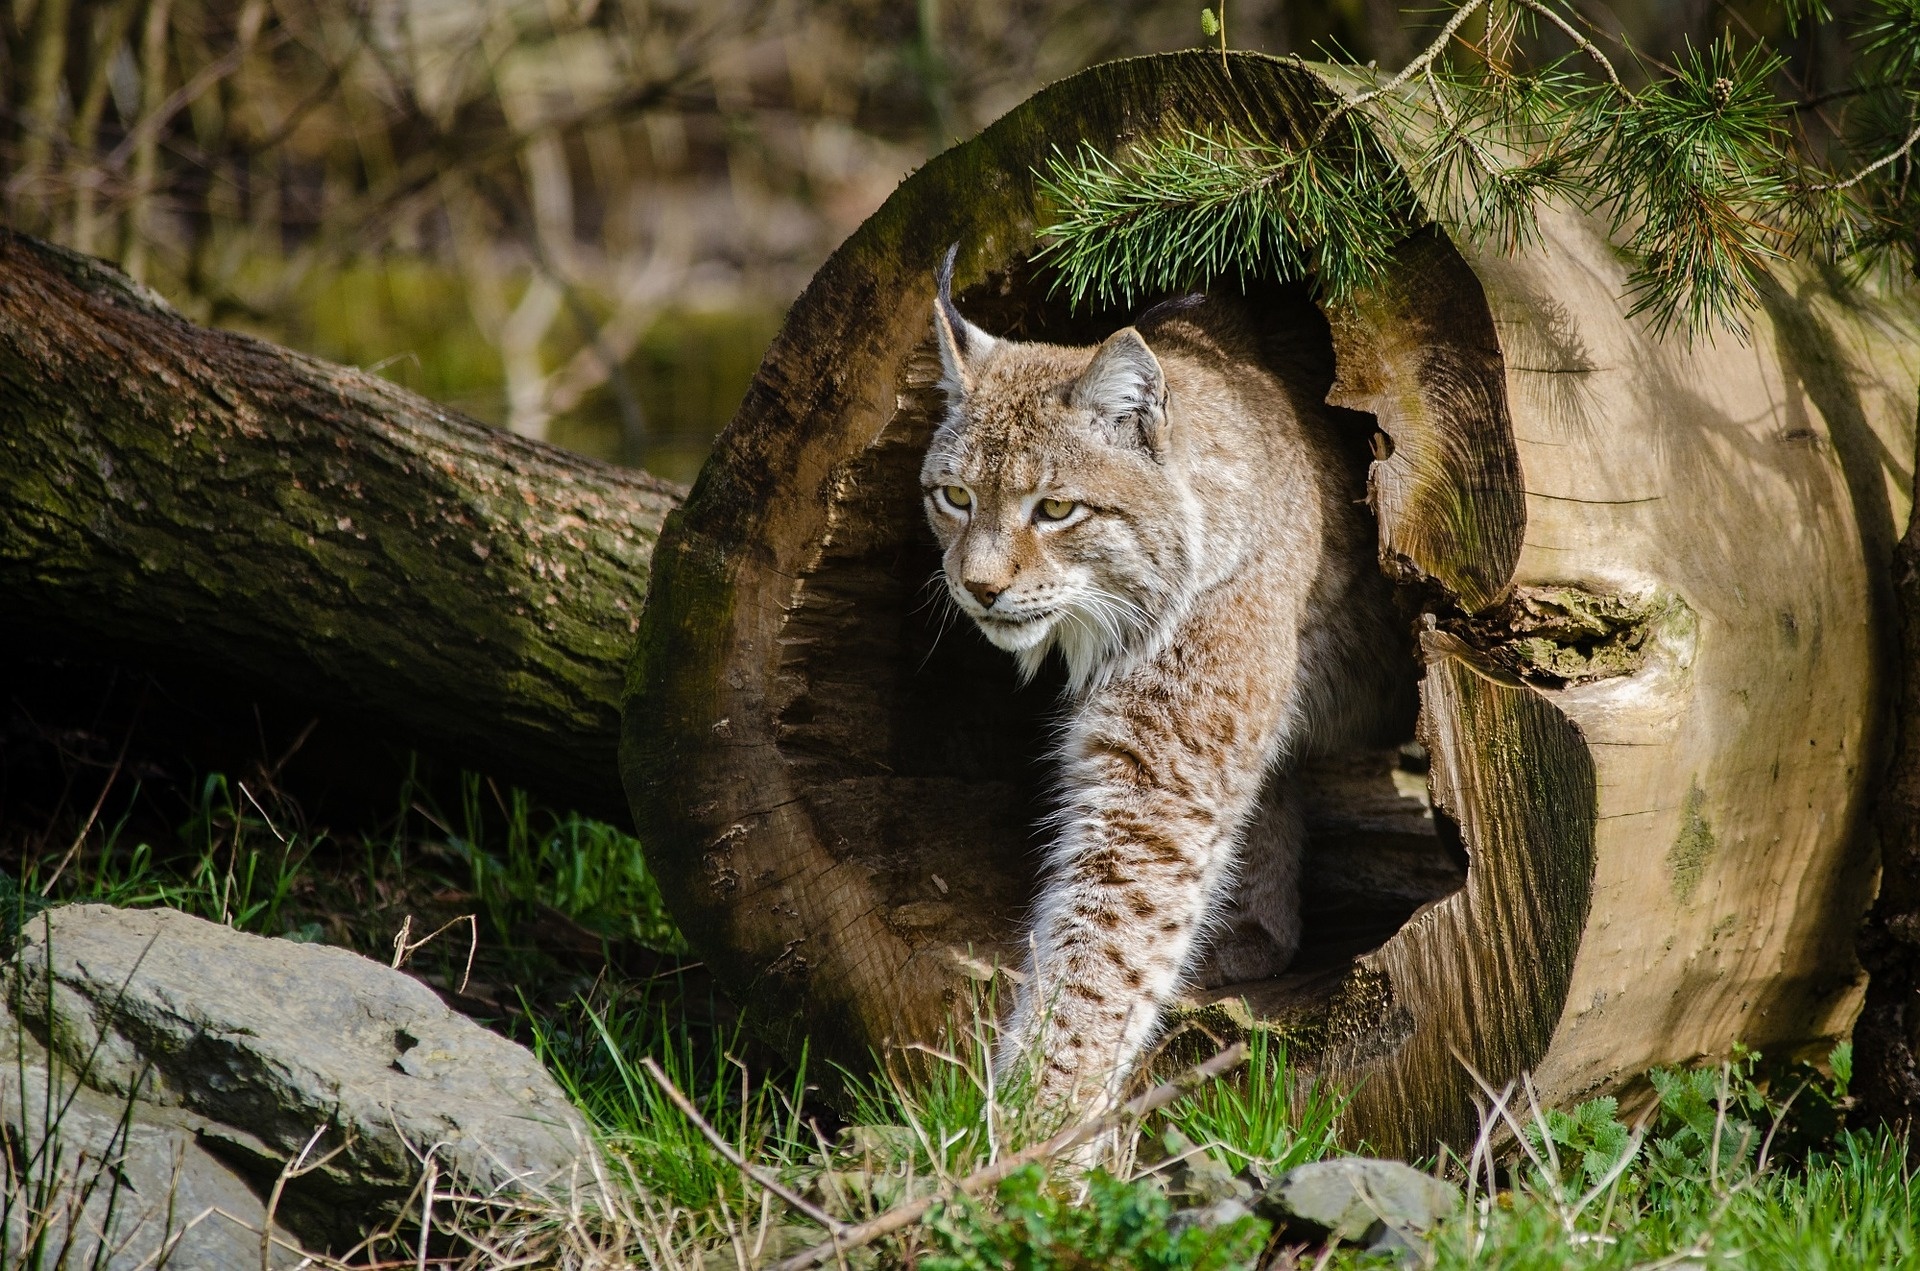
[965,580,1004,608]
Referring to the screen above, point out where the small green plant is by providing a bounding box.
[922,1164,1266,1271]
[1522,1094,1633,1189]
[1643,1051,1769,1185]
[445,775,684,953]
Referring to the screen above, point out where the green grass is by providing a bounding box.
[438,773,687,955]
[6,764,1918,1270]
[12,765,685,966]
[529,985,813,1214]
[1411,1129,1920,1270]
[1158,1028,1346,1176]
[12,773,317,938]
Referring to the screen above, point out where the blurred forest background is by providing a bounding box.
[0,0,1869,482]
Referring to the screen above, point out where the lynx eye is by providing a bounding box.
[940,485,972,510]
[1036,497,1076,522]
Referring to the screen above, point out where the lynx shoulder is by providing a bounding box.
[919,250,1405,1114]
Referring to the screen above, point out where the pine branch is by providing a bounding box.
[1035,0,1920,340]
[1036,126,1417,307]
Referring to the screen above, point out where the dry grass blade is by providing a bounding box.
[261,1123,352,1271]
[390,913,480,995]
[39,711,136,895]
[771,1041,1248,1271]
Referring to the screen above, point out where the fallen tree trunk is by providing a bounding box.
[622,50,1920,1157]
[0,232,678,821]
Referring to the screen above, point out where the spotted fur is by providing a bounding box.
[920,254,1406,1115]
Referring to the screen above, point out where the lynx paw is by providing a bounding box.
[1192,929,1290,987]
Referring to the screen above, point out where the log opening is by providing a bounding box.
[775,262,1460,1011]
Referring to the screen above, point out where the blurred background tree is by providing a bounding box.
[0,0,1868,480]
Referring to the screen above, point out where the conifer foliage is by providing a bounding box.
[1039,1,1920,336]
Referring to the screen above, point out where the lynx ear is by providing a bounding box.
[933,242,995,398]
[1072,327,1168,457]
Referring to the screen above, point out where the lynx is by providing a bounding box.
[920,249,1407,1114]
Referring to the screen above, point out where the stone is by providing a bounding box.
[1166,1197,1257,1237]
[1153,1127,1257,1206]
[1255,1157,1459,1254]
[3,903,595,1256]
[0,1017,304,1269]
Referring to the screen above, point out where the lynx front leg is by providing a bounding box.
[995,699,1284,1115]
[996,802,1239,1116]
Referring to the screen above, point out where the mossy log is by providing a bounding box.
[0,231,678,821]
[623,51,1920,1156]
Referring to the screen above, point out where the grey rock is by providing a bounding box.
[1256,1157,1459,1253]
[1154,1127,1257,1206]
[0,1007,303,1269]
[1166,1197,1256,1237]
[5,903,595,1255]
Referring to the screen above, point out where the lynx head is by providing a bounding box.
[919,248,1197,691]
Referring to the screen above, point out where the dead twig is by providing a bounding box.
[390,914,480,995]
[39,705,138,895]
[771,1041,1249,1271]
[416,1155,439,1271]
[261,1124,352,1271]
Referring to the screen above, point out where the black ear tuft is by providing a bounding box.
[937,242,970,358]
[932,243,996,397]
[1135,293,1207,333]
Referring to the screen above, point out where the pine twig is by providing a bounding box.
[1315,0,1491,143]
[1508,0,1625,91]
[1814,116,1920,192]
[770,1041,1249,1271]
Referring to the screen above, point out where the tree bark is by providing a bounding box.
[0,231,680,822]
[622,50,1920,1157]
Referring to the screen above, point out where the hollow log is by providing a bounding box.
[0,231,677,822]
[622,51,1920,1156]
